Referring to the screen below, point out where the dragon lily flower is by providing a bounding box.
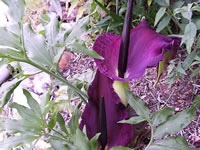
[93,19,181,81]
[80,70,133,149]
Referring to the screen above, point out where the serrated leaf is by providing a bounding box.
[154,108,196,138]
[111,146,132,150]
[119,116,146,124]
[68,42,103,59]
[126,90,150,121]
[0,27,21,49]
[1,0,25,22]
[148,136,191,150]
[152,107,174,127]
[0,134,38,149]
[23,23,53,67]
[10,102,42,124]
[23,89,42,119]
[183,22,197,53]
[0,79,23,108]
[154,7,166,26]
[57,112,69,135]
[156,16,171,33]
[45,13,59,47]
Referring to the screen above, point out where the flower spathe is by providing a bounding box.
[80,70,134,149]
[93,19,181,81]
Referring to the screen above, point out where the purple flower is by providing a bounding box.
[80,19,181,149]
[80,70,133,149]
[93,19,181,81]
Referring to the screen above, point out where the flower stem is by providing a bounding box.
[118,0,133,78]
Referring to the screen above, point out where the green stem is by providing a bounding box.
[26,61,88,102]
[145,123,154,150]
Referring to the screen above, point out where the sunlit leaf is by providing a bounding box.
[156,16,171,32]
[0,79,23,108]
[1,0,25,22]
[23,23,53,67]
[154,7,166,26]
[51,0,62,19]
[0,134,38,149]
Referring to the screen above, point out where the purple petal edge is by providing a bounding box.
[93,19,181,81]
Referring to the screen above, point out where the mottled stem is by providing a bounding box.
[118,0,133,78]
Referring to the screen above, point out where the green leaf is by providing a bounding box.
[154,108,196,138]
[119,116,146,124]
[111,146,132,150]
[0,134,38,149]
[45,13,59,47]
[0,27,21,49]
[0,118,43,132]
[154,7,166,26]
[156,16,171,32]
[49,138,71,150]
[68,42,103,59]
[176,63,187,75]
[10,102,42,124]
[57,112,69,135]
[0,79,23,108]
[154,0,169,7]
[0,47,25,61]
[69,108,81,135]
[126,90,150,121]
[192,95,200,108]
[152,107,174,127]
[95,0,123,22]
[51,0,62,19]
[89,133,100,150]
[48,112,58,131]
[23,89,43,119]
[183,22,197,53]
[73,128,90,150]
[1,0,25,22]
[23,23,53,67]
[65,16,89,44]
[148,136,191,150]
[182,50,197,70]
